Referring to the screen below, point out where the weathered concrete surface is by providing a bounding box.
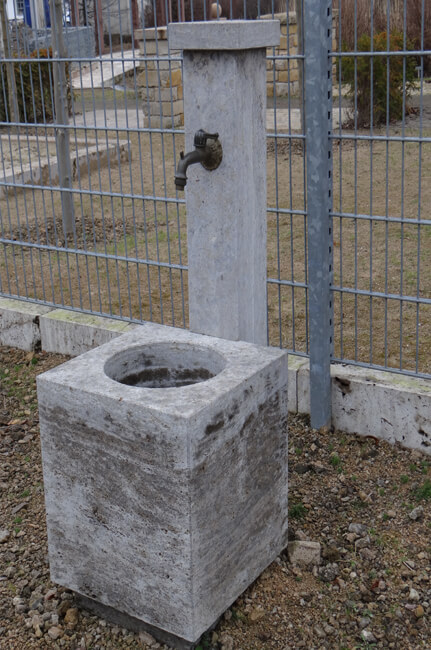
[169,19,280,51]
[298,361,431,455]
[0,298,52,350]
[37,323,289,644]
[40,309,137,357]
[183,49,268,345]
[169,21,280,346]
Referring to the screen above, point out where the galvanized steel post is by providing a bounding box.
[50,0,75,237]
[304,0,333,428]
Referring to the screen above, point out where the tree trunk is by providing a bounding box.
[71,0,80,26]
[94,0,104,55]
[50,0,75,237]
[0,0,20,125]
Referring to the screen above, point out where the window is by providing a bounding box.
[15,1,25,17]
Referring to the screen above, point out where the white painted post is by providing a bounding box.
[169,21,280,346]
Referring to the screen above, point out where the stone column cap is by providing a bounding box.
[168,19,280,51]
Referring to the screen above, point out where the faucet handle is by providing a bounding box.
[194,129,219,148]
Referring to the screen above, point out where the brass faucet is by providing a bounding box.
[175,129,222,190]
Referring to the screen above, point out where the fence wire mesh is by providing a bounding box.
[0,0,430,381]
[332,0,431,378]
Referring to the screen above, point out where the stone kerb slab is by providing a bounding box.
[297,361,431,455]
[0,298,53,351]
[37,323,289,645]
[39,309,137,357]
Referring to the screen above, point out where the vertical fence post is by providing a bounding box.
[295,0,304,136]
[304,0,333,429]
[50,0,75,237]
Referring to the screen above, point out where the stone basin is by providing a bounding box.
[37,322,288,647]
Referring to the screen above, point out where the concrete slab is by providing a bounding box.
[37,323,289,645]
[40,310,137,357]
[72,109,144,130]
[71,50,140,90]
[169,20,280,51]
[0,135,130,198]
[0,298,53,351]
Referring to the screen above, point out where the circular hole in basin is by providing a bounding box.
[104,343,226,389]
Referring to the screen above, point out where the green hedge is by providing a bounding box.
[0,48,71,125]
[342,32,417,127]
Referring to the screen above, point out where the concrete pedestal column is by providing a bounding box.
[169,21,280,345]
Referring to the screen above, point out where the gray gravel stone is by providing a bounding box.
[288,541,321,567]
[139,630,157,646]
[361,629,376,643]
[219,633,234,650]
[318,563,339,582]
[47,626,63,640]
[409,588,420,601]
[313,625,326,638]
[12,596,27,613]
[348,523,368,536]
[409,506,424,521]
[355,535,371,550]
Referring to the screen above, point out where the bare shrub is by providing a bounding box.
[342,31,417,126]
[338,0,431,71]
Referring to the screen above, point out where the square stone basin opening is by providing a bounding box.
[37,323,288,645]
[104,343,226,389]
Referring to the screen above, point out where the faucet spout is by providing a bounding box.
[175,130,222,190]
[175,148,207,190]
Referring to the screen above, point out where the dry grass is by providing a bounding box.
[331,133,431,372]
[1,120,430,375]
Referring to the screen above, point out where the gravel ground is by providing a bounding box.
[1,345,431,650]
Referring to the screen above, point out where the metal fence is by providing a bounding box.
[0,0,430,426]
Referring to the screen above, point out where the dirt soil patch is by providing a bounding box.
[1,346,431,649]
